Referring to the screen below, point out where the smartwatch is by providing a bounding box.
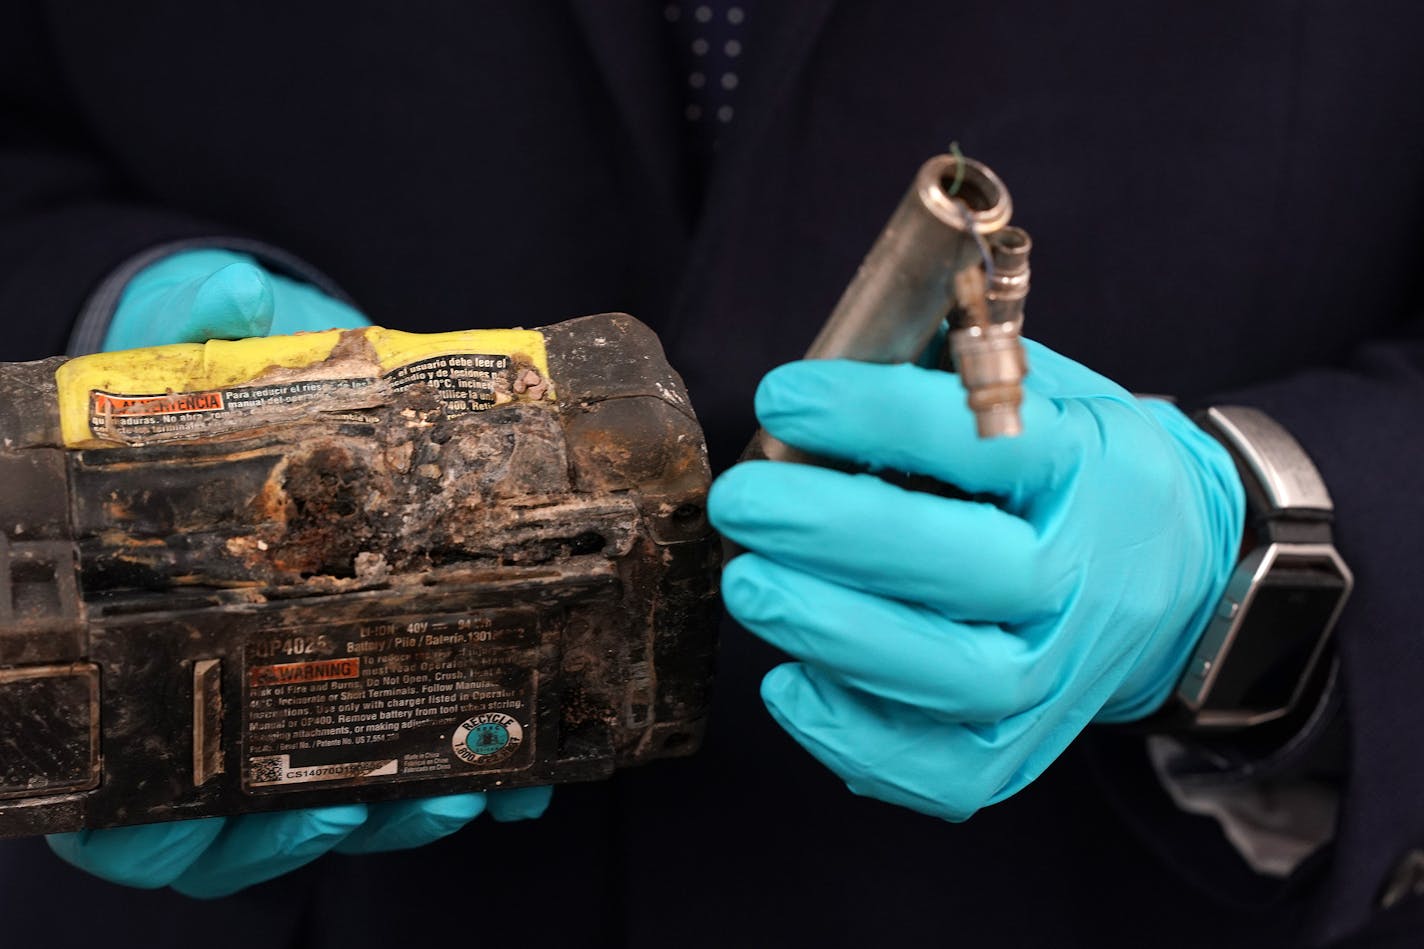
[1169,406,1353,731]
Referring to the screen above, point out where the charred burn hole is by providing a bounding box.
[672,504,702,522]
[429,426,455,445]
[294,497,357,519]
[281,448,375,578]
[286,450,364,519]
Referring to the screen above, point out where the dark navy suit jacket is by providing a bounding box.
[1,3,1422,946]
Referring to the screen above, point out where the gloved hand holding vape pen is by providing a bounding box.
[710,340,1244,820]
[46,249,551,897]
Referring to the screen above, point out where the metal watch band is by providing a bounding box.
[1170,406,1353,731]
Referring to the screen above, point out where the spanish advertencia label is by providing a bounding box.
[242,612,540,792]
[89,378,378,443]
[84,350,539,445]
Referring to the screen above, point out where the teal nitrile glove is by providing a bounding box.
[48,248,553,896]
[709,340,1245,821]
[46,786,554,898]
[101,248,370,350]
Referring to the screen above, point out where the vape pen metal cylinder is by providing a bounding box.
[759,154,1014,462]
[802,153,1012,363]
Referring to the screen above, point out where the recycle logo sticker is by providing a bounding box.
[452,712,524,766]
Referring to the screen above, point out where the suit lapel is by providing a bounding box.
[703,0,839,198]
[661,0,840,346]
[565,0,689,223]
[564,0,841,349]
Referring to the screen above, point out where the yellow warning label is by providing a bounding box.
[55,326,553,447]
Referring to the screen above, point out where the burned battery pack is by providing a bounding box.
[0,313,719,836]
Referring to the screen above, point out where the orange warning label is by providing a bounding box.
[249,657,361,688]
[91,390,226,416]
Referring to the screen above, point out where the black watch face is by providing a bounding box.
[1203,565,1348,715]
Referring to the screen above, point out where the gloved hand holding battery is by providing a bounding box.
[709,340,1245,820]
[98,248,369,349]
[46,249,552,897]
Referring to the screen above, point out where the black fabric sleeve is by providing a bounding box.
[1094,325,1424,946]
[1209,329,1424,944]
